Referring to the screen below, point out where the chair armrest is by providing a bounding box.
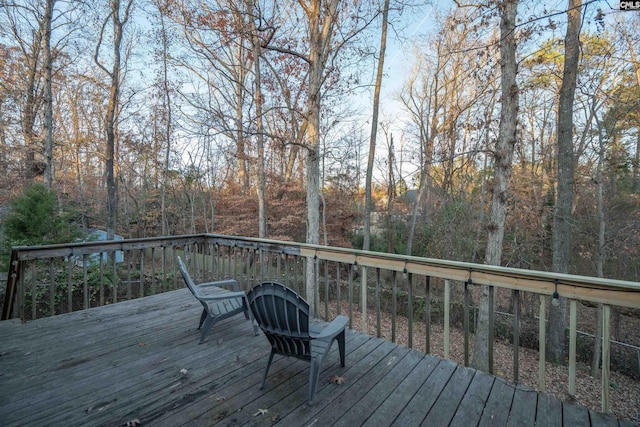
[310,315,348,341]
[198,290,246,301]
[198,279,240,291]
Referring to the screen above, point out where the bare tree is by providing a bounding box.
[42,0,56,188]
[472,0,518,372]
[94,0,134,239]
[363,0,390,252]
[548,0,582,363]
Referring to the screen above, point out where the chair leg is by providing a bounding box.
[199,315,215,344]
[198,309,207,329]
[261,350,276,390]
[243,296,259,335]
[308,357,323,405]
[338,330,346,367]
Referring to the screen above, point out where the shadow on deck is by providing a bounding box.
[0,289,630,427]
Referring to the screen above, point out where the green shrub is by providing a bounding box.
[1,184,81,271]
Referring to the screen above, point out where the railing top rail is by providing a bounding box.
[6,233,640,309]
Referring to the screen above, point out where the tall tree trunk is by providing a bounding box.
[22,33,42,183]
[245,0,268,238]
[157,3,172,236]
[386,133,396,253]
[472,0,518,372]
[42,0,55,188]
[592,112,606,377]
[95,0,133,240]
[548,0,582,363]
[363,0,390,252]
[303,0,339,316]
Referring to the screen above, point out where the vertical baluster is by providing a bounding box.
[150,247,156,296]
[235,245,240,281]
[348,263,354,329]
[376,268,381,338]
[277,252,282,282]
[425,276,431,354]
[99,253,105,306]
[513,289,520,384]
[336,262,341,316]
[112,252,118,303]
[83,254,89,309]
[407,272,413,349]
[445,279,450,360]
[48,259,55,315]
[284,253,289,287]
[67,256,73,313]
[602,304,611,413]
[162,246,167,292]
[489,285,494,375]
[324,259,330,320]
[392,270,397,343]
[464,280,470,367]
[126,251,132,299]
[313,255,320,317]
[139,251,145,297]
[569,299,577,395]
[292,252,297,292]
[17,262,25,320]
[361,266,368,336]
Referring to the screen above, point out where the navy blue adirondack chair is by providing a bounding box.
[246,281,348,404]
[178,256,257,343]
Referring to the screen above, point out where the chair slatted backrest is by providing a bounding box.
[247,282,311,360]
[178,257,205,300]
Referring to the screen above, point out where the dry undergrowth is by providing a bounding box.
[323,302,640,425]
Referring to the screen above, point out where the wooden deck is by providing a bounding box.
[0,289,631,427]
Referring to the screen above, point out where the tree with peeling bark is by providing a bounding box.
[472,0,519,373]
[548,0,582,364]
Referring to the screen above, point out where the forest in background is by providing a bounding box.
[0,0,639,285]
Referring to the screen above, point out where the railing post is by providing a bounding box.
[464,280,470,367]
[348,262,354,329]
[424,276,431,354]
[444,279,450,360]
[569,299,577,396]
[539,294,546,392]
[336,262,341,316]
[17,262,25,320]
[407,272,413,349]
[488,284,494,375]
[361,266,368,334]
[392,271,397,343]
[602,304,611,413]
[376,268,381,338]
[513,289,520,384]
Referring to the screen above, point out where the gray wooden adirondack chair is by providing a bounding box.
[177,256,257,343]
[246,281,348,405]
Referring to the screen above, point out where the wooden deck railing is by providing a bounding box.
[2,233,640,413]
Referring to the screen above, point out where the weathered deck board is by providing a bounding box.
[0,288,630,426]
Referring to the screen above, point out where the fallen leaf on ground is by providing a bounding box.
[179,368,188,375]
[271,414,281,422]
[215,396,226,402]
[253,408,268,416]
[328,375,346,385]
